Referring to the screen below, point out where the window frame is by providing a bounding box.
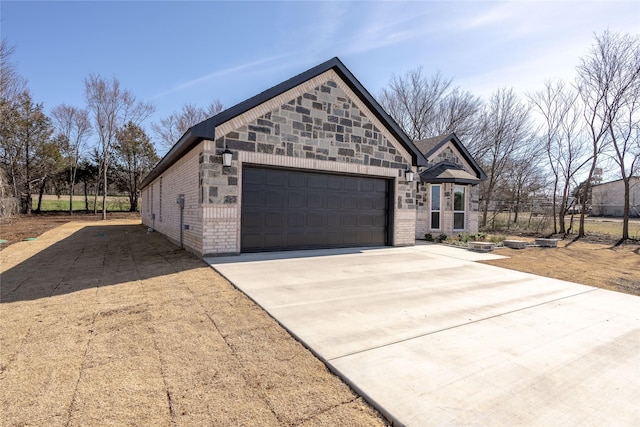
[430,184,441,230]
[453,185,466,231]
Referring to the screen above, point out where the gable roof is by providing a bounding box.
[415,133,487,182]
[419,161,483,184]
[413,135,443,157]
[141,57,427,189]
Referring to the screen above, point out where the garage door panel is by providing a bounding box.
[374,196,387,210]
[308,174,327,189]
[360,179,374,192]
[342,213,357,227]
[358,196,374,210]
[243,169,264,184]
[344,197,358,209]
[327,175,343,190]
[265,212,284,227]
[344,179,359,191]
[263,233,284,247]
[328,214,341,228]
[243,189,263,206]
[242,212,263,228]
[373,214,387,227]
[265,190,283,207]
[374,179,387,192]
[286,233,308,247]
[358,215,373,227]
[242,167,388,252]
[306,212,326,227]
[288,172,306,187]
[308,193,324,209]
[288,192,306,208]
[326,232,343,245]
[327,194,342,209]
[287,212,305,227]
[266,172,286,186]
[241,234,262,248]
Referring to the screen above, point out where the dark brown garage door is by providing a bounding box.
[241,167,389,252]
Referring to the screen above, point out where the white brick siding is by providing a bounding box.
[142,144,203,255]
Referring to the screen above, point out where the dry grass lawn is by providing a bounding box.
[483,238,640,296]
[0,220,388,426]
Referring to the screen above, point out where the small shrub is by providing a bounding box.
[457,232,471,243]
[489,234,507,243]
[424,233,434,242]
[472,232,487,241]
[438,233,448,243]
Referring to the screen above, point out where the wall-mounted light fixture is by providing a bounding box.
[222,146,233,167]
[405,168,415,183]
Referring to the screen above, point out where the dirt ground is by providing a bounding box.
[0,218,388,426]
[2,213,639,296]
[483,237,640,297]
[0,211,140,248]
[1,215,638,426]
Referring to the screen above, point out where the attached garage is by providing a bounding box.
[241,167,390,252]
[139,57,428,257]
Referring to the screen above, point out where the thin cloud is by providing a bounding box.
[340,7,435,56]
[152,53,294,99]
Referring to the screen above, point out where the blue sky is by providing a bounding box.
[2,1,639,149]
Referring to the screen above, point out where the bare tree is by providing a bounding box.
[576,31,640,239]
[84,74,154,220]
[530,81,591,234]
[10,92,54,213]
[33,138,63,212]
[433,88,483,141]
[473,88,533,228]
[0,39,27,103]
[0,39,28,212]
[114,122,159,211]
[151,101,223,150]
[379,68,481,141]
[500,141,547,225]
[50,104,91,215]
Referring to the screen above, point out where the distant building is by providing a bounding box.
[591,177,640,217]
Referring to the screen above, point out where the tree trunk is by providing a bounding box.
[36,176,47,213]
[622,177,630,240]
[578,158,597,238]
[69,167,75,216]
[129,192,137,212]
[25,138,31,215]
[551,180,558,234]
[102,165,107,220]
[559,182,570,235]
[84,180,89,212]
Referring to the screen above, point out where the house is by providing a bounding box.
[591,177,640,217]
[414,134,486,237]
[140,58,485,256]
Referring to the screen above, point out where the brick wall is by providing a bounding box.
[416,183,480,238]
[142,145,203,255]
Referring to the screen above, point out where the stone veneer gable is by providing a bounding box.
[428,145,461,168]
[201,77,415,210]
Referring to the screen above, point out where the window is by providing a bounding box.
[454,185,465,230]
[430,184,441,229]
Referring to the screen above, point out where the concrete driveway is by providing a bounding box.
[207,245,640,426]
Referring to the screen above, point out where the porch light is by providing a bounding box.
[405,168,415,183]
[222,147,233,167]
